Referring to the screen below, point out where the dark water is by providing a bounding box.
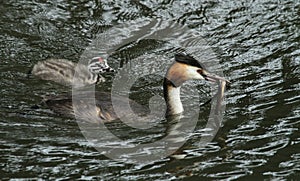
[1,0,299,180]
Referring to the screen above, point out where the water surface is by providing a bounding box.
[0,0,299,180]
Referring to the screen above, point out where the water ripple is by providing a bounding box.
[0,0,299,180]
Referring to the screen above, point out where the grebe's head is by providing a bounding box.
[88,57,115,74]
[166,53,229,87]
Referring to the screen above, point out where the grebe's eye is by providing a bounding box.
[197,69,203,74]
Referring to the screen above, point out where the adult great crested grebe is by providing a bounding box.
[32,57,114,88]
[44,53,229,123]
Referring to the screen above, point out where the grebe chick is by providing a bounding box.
[32,57,114,88]
[44,53,229,123]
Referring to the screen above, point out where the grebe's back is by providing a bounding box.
[44,91,149,123]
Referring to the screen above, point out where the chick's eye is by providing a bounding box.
[97,57,106,63]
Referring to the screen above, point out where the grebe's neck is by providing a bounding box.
[163,78,183,116]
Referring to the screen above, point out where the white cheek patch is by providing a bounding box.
[185,66,205,80]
